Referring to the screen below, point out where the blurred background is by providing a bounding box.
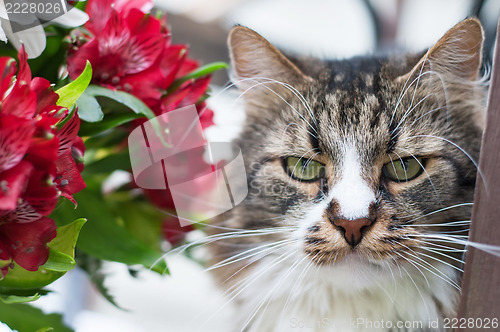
[33,0,500,331]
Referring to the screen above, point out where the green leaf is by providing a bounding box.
[76,91,103,122]
[83,128,129,150]
[111,201,164,253]
[37,328,54,332]
[49,218,86,257]
[0,288,48,304]
[74,251,123,309]
[51,189,168,274]
[91,271,124,309]
[0,266,64,290]
[0,293,41,304]
[56,61,92,109]
[79,112,143,136]
[81,85,155,120]
[180,61,228,81]
[84,150,131,175]
[40,249,75,272]
[0,302,73,332]
[0,219,86,289]
[168,61,228,93]
[0,287,49,297]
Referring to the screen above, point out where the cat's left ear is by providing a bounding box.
[400,18,484,81]
[228,26,313,91]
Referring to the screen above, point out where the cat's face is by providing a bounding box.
[211,19,486,294]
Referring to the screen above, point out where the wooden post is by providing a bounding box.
[457,19,500,328]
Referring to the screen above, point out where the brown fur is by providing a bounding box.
[208,18,487,331]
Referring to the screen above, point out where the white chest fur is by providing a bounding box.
[233,254,458,332]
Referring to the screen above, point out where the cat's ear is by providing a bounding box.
[228,26,312,91]
[399,18,484,82]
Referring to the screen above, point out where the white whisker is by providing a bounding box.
[403,134,486,191]
[403,203,473,224]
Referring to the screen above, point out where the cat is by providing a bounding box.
[207,18,487,332]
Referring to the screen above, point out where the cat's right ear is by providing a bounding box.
[228,26,312,92]
[397,18,484,82]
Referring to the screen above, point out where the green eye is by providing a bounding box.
[383,157,424,182]
[284,157,325,182]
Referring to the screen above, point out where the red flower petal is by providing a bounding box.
[86,0,153,34]
[24,170,59,216]
[0,236,10,278]
[176,58,199,79]
[114,0,153,15]
[143,188,175,210]
[159,45,187,90]
[0,114,35,172]
[31,77,60,114]
[118,69,164,105]
[68,39,101,81]
[57,113,80,155]
[160,88,191,114]
[0,217,57,271]
[115,43,182,105]
[55,151,86,204]
[0,200,42,224]
[197,104,215,129]
[25,135,59,175]
[16,46,31,84]
[99,11,164,76]
[0,57,16,99]
[2,81,37,118]
[85,0,115,34]
[96,12,130,76]
[125,8,161,36]
[161,76,211,114]
[0,161,33,211]
[183,76,212,105]
[162,216,194,246]
[72,137,85,173]
[0,239,10,261]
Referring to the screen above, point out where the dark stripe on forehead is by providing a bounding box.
[324,56,385,90]
[309,130,320,151]
[309,102,322,151]
[387,124,399,153]
[370,72,385,128]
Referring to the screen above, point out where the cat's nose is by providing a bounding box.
[331,218,373,247]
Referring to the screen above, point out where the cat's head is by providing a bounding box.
[221,19,486,288]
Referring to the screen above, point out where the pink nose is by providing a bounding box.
[332,218,373,247]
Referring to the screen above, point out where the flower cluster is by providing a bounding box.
[67,0,216,245]
[67,0,214,126]
[0,48,85,277]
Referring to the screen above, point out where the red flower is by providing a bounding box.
[142,145,216,211]
[55,114,86,204]
[67,0,215,124]
[67,0,217,244]
[0,217,57,277]
[0,48,86,277]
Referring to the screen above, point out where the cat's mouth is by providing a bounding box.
[307,248,389,290]
[334,251,369,266]
[303,242,380,267]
